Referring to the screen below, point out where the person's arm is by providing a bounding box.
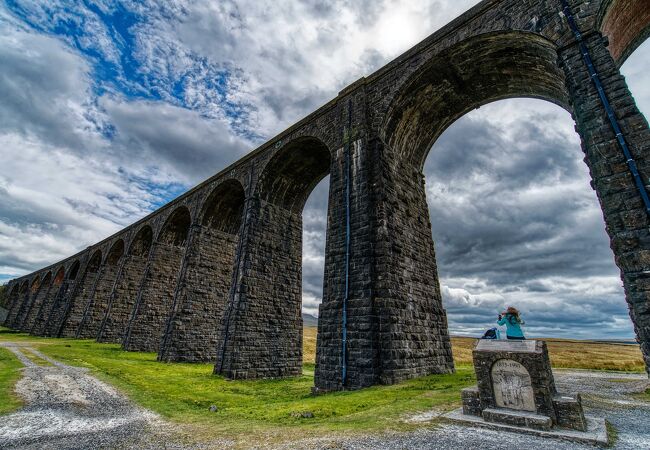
[497,315,507,326]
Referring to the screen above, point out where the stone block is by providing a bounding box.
[461,386,481,416]
[553,394,587,432]
[482,407,552,431]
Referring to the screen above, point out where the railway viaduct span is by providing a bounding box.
[3,0,650,389]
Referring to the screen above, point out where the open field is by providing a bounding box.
[302,328,645,372]
[0,326,646,446]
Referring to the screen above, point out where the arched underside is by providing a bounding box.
[68,260,80,280]
[31,266,65,334]
[383,32,570,169]
[78,240,126,339]
[58,249,103,337]
[600,0,650,65]
[257,137,331,213]
[97,227,152,343]
[88,250,103,273]
[129,226,153,257]
[159,180,246,363]
[159,207,191,246]
[201,180,245,234]
[124,206,191,352]
[216,136,332,378]
[106,240,125,265]
[41,261,81,336]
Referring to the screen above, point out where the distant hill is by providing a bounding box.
[302,313,318,327]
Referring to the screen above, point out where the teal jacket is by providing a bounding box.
[497,314,525,338]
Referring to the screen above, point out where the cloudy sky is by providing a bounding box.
[1,1,648,340]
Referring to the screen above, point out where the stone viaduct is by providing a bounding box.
[3,0,650,389]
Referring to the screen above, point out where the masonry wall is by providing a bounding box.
[217,199,303,378]
[42,280,77,337]
[3,287,23,328]
[32,282,64,336]
[97,255,148,343]
[78,263,123,339]
[123,243,185,352]
[7,289,30,329]
[22,282,52,332]
[60,271,100,337]
[373,151,454,383]
[159,227,238,362]
[558,32,650,375]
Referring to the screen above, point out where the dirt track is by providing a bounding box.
[0,342,173,449]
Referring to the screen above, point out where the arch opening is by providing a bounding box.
[87,250,102,273]
[106,240,125,266]
[159,207,191,247]
[257,137,332,213]
[599,0,650,66]
[53,267,65,285]
[129,226,153,257]
[383,32,570,170]
[219,136,332,376]
[421,97,632,341]
[159,180,246,362]
[68,261,80,280]
[201,180,245,234]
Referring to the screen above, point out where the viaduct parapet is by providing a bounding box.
[4,0,650,389]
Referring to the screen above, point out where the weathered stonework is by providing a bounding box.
[97,254,149,343]
[5,0,650,390]
[460,340,589,433]
[159,227,238,362]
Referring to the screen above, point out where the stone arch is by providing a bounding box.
[97,229,153,344]
[68,260,80,280]
[58,250,103,337]
[77,240,126,339]
[53,266,65,285]
[256,136,332,212]
[3,283,21,327]
[598,0,650,65]
[201,179,246,234]
[158,207,191,247]
[21,271,51,330]
[217,136,333,378]
[159,180,245,362]
[106,240,125,266]
[6,280,30,328]
[124,205,192,352]
[382,31,570,169]
[129,225,153,257]
[87,249,103,273]
[41,260,81,336]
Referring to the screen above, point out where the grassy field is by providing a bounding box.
[0,325,646,446]
[0,346,23,414]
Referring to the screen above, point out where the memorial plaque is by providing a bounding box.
[491,359,536,411]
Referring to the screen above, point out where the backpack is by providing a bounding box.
[481,327,500,340]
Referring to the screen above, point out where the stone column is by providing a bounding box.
[77,258,124,339]
[559,32,650,375]
[214,195,305,378]
[122,240,186,352]
[2,284,20,327]
[159,224,238,362]
[97,254,148,343]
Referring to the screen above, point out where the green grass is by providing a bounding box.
[0,345,23,415]
[0,327,474,445]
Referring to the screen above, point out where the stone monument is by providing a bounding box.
[446,339,608,445]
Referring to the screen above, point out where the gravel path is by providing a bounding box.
[0,342,177,449]
[1,342,648,449]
